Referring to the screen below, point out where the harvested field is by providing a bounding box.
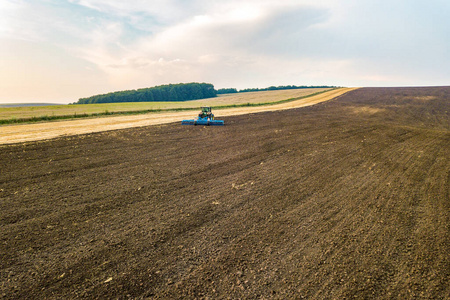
[0,87,449,299]
[0,88,330,121]
[0,88,352,145]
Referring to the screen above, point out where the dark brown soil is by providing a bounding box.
[1,87,449,299]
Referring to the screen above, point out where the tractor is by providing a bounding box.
[181,107,224,126]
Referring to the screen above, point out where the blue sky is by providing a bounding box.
[1,0,449,103]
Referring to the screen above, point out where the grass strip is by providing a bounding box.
[0,88,337,125]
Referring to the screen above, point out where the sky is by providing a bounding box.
[1,0,449,104]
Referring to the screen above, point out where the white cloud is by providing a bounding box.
[1,0,449,103]
[67,0,198,25]
[78,3,331,68]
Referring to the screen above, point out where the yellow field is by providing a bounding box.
[0,88,356,145]
[0,88,330,121]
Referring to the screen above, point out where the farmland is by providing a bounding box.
[0,88,330,122]
[0,87,449,299]
[0,88,351,144]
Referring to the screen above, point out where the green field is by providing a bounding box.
[0,88,330,124]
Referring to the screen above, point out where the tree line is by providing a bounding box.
[75,83,217,104]
[217,85,336,94]
[75,83,336,104]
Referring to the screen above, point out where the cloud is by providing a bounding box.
[78,3,332,69]
[67,0,202,26]
[1,0,449,103]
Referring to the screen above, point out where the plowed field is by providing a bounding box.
[1,87,449,299]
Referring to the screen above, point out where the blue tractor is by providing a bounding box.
[182,107,224,126]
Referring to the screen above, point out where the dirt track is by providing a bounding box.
[0,88,354,145]
[0,87,449,299]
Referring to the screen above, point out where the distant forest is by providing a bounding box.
[217,85,336,94]
[75,83,336,104]
[75,83,217,104]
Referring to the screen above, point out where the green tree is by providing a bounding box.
[169,87,179,101]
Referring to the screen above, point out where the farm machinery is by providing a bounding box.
[182,107,224,126]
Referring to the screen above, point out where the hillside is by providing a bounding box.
[0,88,331,124]
[0,88,342,144]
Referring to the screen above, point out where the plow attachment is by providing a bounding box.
[182,119,224,126]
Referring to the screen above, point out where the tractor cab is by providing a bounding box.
[198,107,213,119]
